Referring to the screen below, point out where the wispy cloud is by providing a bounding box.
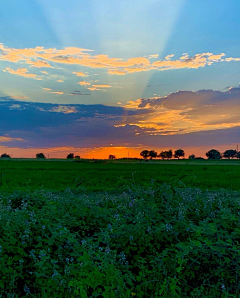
[72,71,88,77]
[0,135,24,142]
[50,91,64,95]
[4,67,41,80]
[42,87,52,91]
[1,43,239,76]
[78,81,90,86]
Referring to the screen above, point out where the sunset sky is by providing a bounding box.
[1,0,240,158]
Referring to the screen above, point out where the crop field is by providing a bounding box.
[1,159,240,297]
[0,158,240,192]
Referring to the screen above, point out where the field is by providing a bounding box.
[0,158,240,192]
[1,159,240,297]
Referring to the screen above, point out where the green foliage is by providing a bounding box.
[1,181,240,296]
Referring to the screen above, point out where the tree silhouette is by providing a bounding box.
[237,152,240,159]
[223,149,237,159]
[67,153,74,159]
[36,153,46,159]
[206,149,221,159]
[1,153,11,158]
[140,150,150,160]
[109,155,116,160]
[189,154,195,160]
[159,150,172,160]
[75,155,80,159]
[174,149,185,159]
[149,150,157,160]
[166,150,173,159]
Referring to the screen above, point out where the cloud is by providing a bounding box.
[41,71,48,74]
[108,70,126,75]
[92,84,111,88]
[57,80,64,82]
[42,87,52,91]
[4,67,41,80]
[69,92,90,96]
[11,96,29,100]
[28,60,53,68]
[1,43,239,76]
[0,135,24,143]
[149,54,159,59]
[121,88,240,135]
[50,91,64,95]
[49,106,77,114]
[78,81,90,86]
[72,71,88,77]
[87,84,111,91]
[0,97,240,155]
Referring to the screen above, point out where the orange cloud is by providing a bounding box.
[0,136,24,142]
[11,96,29,100]
[225,57,240,62]
[78,81,90,86]
[51,91,64,95]
[4,67,41,80]
[108,70,126,75]
[72,71,88,77]
[57,80,64,82]
[41,71,48,74]
[28,60,53,68]
[43,87,52,91]
[0,43,240,76]
[92,84,111,88]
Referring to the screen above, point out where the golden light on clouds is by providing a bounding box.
[1,43,239,78]
[4,67,41,80]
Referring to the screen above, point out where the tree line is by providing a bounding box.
[139,148,240,160]
[0,148,239,160]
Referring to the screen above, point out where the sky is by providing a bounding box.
[0,0,240,158]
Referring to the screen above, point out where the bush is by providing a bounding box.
[1,183,240,296]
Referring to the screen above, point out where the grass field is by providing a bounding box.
[1,158,240,297]
[0,158,240,192]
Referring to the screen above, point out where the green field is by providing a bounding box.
[1,159,240,297]
[0,158,240,192]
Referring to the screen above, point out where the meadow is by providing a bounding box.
[1,159,240,297]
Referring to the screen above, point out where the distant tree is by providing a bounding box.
[174,149,185,159]
[1,153,11,158]
[67,153,74,159]
[159,151,167,160]
[237,152,240,159]
[166,150,173,159]
[149,150,158,160]
[109,155,116,160]
[189,154,195,160]
[140,150,150,160]
[223,149,237,159]
[36,153,46,159]
[206,149,221,160]
[75,155,80,159]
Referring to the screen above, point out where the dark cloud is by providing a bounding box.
[1,87,240,150]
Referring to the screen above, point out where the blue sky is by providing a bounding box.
[0,0,240,158]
